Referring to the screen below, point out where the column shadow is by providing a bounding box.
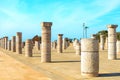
[100,73,120,77]
[52,60,80,63]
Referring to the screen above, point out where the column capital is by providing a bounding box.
[17,32,22,35]
[58,34,63,36]
[41,22,52,27]
[107,24,118,28]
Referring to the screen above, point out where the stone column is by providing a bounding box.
[63,38,67,50]
[22,42,25,48]
[57,34,63,53]
[100,35,104,50]
[25,39,32,57]
[41,22,52,63]
[7,40,11,51]
[107,24,118,60]
[76,43,81,55]
[11,36,16,52]
[3,37,5,49]
[52,41,57,49]
[116,40,120,54]
[4,37,8,50]
[16,32,22,54]
[73,39,79,49]
[105,37,108,49]
[34,41,40,50]
[81,38,99,77]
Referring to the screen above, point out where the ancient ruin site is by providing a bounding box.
[0,0,120,80]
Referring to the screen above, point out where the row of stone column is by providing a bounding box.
[0,32,22,54]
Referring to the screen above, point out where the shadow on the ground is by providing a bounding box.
[52,60,80,63]
[116,58,120,60]
[100,73,120,77]
[32,56,41,57]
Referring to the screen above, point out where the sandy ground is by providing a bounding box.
[0,45,120,80]
[0,51,51,80]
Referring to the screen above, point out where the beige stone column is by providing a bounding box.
[63,38,67,50]
[100,35,104,50]
[4,37,8,50]
[76,43,81,55]
[41,22,52,63]
[105,37,108,49]
[107,24,118,60]
[7,40,11,51]
[11,36,16,52]
[116,40,120,54]
[22,42,25,48]
[16,32,22,54]
[57,34,63,53]
[25,39,32,57]
[81,38,99,77]
[3,37,5,49]
[34,41,40,50]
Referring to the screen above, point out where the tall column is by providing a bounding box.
[16,32,22,54]
[57,34,63,53]
[100,35,104,50]
[63,38,67,50]
[116,40,120,54]
[7,40,11,51]
[105,37,108,49]
[107,24,118,60]
[3,37,5,49]
[25,39,32,57]
[41,22,52,63]
[11,36,16,52]
[81,38,99,77]
[4,37,8,50]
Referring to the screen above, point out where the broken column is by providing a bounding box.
[7,40,11,51]
[25,39,32,57]
[16,32,22,54]
[41,22,52,63]
[107,24,118,60]
[81,38,99,77]
[100,34,104,50]
[57,34,63,53]
[11,36,16,52]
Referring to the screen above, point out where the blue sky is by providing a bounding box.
[0,0,120,41]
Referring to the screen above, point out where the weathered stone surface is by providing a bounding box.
[100,35,104,50]
[7,40,11,51]
[16,32,22,54]
[57,34,63,53]
[4,37,8,50]
[116,40,120,54]
[107,24,118,60]
[81,38,99,77]
[25,39,32,57]
[75,43,81,55]
[11,36,16,52]
[41,22,52,63]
